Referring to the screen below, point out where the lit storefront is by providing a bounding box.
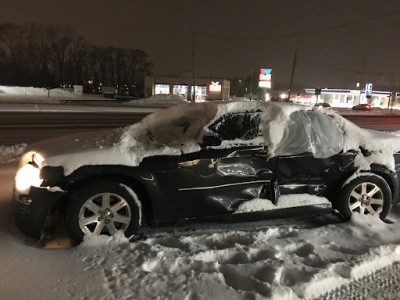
[154,84,170,95]
[173,85,188,99]
[302,88,392,108]
[145,76,230,101]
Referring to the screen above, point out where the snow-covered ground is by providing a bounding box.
[2,101,400,299]
[0,85,188,109]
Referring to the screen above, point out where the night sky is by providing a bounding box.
[1,0,400,89]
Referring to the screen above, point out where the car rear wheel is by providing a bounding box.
[338,175,392,220]
[65,181,141,242]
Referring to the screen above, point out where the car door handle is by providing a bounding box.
[252,153,268,159]
[251,147,268,158]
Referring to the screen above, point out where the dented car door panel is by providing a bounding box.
[177,146,278,218]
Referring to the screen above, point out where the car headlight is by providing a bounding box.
[15,153,45,193]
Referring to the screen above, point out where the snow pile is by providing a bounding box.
[144,94,186,105]
[0,85,78,97]
[0,143,27,164]
[3,213,400,299]
[77,213,400,299]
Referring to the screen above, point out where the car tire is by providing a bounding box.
[338,175,392,221]
[65,181,141,242]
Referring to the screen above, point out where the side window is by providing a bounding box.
[208,112,261,141]
[269,110,343,158]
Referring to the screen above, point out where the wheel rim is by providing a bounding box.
[78,192,132,236]
[348,182,384,215]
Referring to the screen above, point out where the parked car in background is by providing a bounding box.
[352,103,372,111]
[314,102,331,108]
[13,102,400,242]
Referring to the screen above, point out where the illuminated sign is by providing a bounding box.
[259,69,272,81]
[259,81,271,88]
[365,83,373,97]
[209,81,222,92]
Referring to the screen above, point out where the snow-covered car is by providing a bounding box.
[13,102,400,242]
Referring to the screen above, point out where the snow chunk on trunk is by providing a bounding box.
[332,113,400,171]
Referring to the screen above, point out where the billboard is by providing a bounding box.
[365,83,373,98]
[209,81,222,92]
[259,81,271,88]
[259,69,272,81]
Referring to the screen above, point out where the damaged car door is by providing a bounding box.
[176,111,278,218]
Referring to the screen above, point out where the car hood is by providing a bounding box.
[21,103,219,175]
[25,127,124,159]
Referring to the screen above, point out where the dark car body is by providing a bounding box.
[13,102,400,240]
[352,103,372,111]
[314,102,331,108]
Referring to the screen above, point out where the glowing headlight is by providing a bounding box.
[15,153,45,193]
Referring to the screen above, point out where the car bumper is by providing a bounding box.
[13,186,67,240]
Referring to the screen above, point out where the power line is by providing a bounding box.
[200,8,400,40]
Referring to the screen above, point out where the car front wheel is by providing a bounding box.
[66,181,141,242]
[338,175,392,220]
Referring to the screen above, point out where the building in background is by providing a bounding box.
[301,88,393,108]
[144,76,230,101]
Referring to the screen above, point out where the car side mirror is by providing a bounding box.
[202,134,222,147]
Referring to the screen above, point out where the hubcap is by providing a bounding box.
[78,192,131,236]
[348,182,384,215]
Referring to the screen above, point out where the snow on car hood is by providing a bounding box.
[21,101,400,176]
[23,103,218,175]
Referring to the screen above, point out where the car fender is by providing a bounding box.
[64,164,179,225]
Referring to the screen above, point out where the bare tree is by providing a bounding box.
[68,35,89,84]
[46,25,73,84]
[0,23,153,96]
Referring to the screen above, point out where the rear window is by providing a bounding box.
[265,110,344,158]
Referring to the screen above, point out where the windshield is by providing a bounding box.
[208,111,261,141]
[140,102,218,145]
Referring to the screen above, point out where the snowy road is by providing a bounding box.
[1,107,400,146]
[0,111,148,145]
[0,103,160,145]
[344,115,400,131]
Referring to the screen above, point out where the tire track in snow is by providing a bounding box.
[316,261,400,300]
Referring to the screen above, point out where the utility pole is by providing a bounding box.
[249,69,253,101]
[288,50,297,101]
[390,74,394,111]
[191,26,197,103]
